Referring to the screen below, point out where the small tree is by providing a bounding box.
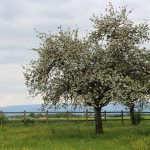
[90,3,150,125]
[115,76,149,125]
[24,26,122,134]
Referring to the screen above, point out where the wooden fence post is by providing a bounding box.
[24,110,26,124]
[66,110,69,122]
[121,110,124,125]
[46,110,49,123]
[0,110,2,126]
[86,109,88,123]
[104,110,106,124]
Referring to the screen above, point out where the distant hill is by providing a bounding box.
[1,103,125,112]
[1,104,41,112]
[0,103,149,112]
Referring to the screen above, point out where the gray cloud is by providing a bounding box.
[0,49,38,64]
[0,0,150,106]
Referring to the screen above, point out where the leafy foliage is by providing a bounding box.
[90,3,150,108]
[24,27,120,109]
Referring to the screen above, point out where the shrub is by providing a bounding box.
[22,118,34,125]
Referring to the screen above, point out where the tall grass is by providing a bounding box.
[0,121,149,150]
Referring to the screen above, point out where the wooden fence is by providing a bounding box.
[0,110,150,126]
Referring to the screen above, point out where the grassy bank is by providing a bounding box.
[0,121,149,150]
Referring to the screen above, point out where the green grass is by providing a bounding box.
[0,121,149,150]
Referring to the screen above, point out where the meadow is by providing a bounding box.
[0,121,149,150]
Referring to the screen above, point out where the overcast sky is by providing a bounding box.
[0,0,150,107]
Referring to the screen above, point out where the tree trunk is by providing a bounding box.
[129,104,136,125]
[94,106,103,134]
